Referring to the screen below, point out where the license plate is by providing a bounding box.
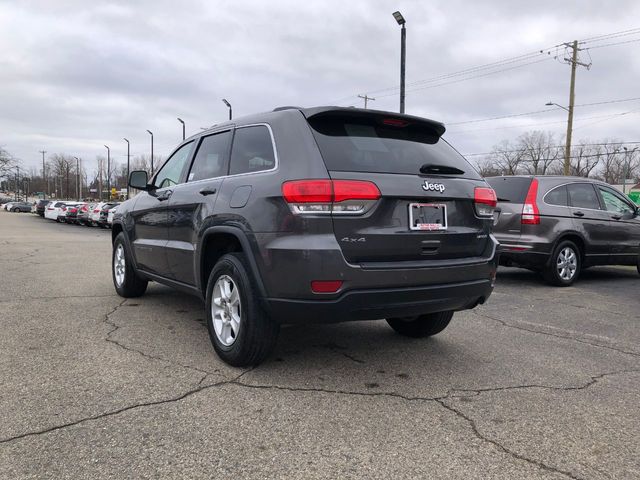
[409,203,447,231]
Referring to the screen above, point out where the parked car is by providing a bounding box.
[112,106,499,366]
[35,199,51,217]
[487,175,640,286]
[8,201,33,212]
[106,205,118,227]
[64,203,84,224]
[76,203,94,225]
[44,201,67,221]
[98,203,119,228]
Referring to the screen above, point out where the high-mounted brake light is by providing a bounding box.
[474,187,497,217]
[382,118,410,127]
[521,179,540,225]
[282,179,381,215]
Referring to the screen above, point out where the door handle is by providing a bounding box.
[199,188,217,196]
[611,215,622,220]
[157,190,173,201]
[573,211,585,217]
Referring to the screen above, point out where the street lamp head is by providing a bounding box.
[177,117,184,124]
[545,102,553,106]
[104,145,109,150]
[146,129,153,136]
[123,138,129,143]
[222,98,231,108]
[392,11,405,25]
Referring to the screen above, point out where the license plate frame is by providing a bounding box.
[408,203,447,231]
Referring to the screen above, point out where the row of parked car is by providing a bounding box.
[2,197,120,228]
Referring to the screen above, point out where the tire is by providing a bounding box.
[386,311,454,338]
[11,208,17,212]
[205,253,279,367]
[543,240,581,286]
[112,232,148,297]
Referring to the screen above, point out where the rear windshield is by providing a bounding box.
[307,114,481,179]
[486,177,532,203]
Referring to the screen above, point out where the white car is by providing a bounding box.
[89,202,109,226]
[44,201,68,221]
[107,206,118,227]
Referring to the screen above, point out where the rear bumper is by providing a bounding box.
[267,278,494,324]
[496,237,552,268]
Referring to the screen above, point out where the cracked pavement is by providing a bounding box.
[1,212,639,479]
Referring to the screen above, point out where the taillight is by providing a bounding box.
[93,209,100,213]
[474,187,497,217]
[521,179,540,225]
[282,179,381,215]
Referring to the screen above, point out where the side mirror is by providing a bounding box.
[129,170,150,190]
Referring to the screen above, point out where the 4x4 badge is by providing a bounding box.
[422,181,445,193]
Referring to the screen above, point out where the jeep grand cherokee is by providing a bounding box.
[112,106,499,366]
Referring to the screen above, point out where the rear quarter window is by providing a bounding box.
[307,114,480,179]
[486,177,532,203]
[544,185,568,206]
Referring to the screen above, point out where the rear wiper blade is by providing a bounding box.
[419,163,464,175]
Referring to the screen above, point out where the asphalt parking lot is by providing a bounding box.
[1,211,639,479]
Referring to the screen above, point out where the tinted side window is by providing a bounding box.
[599,187,635,215]
[229,126,276,176]
[545,185,568,206]
[153,142,194,188]
[568,183,601,209]
[188,131,232,182]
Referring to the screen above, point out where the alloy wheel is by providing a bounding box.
[556,247,577,281]
[114,244,126,287]
[211,275,241,346]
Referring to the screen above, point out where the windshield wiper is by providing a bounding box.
[419,163,464,175]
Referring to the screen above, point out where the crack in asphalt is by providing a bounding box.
[433,399,583,480]
[475,310,640,358]
[103,299,218,379]
[1,364,634,480]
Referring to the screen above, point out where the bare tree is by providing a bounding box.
[488,140,524,175]
[518,131,560,175]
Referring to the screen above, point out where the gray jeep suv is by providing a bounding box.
[112,106,499,365]
[487,175,640,286]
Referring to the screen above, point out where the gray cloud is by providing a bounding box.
[1,0,639,174]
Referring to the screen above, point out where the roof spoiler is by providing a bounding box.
[301,106,446,137]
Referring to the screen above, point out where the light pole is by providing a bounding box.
[146,130,154,176]
[177,118,185,141]
[73,156,80,200]
[104,145,110,201]
[392,11,406,114]
[39,150,47,198]
[545,101,572,175]
[222,99,232,120]
[124,138,130,199]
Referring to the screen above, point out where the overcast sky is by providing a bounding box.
[2,0,639,175]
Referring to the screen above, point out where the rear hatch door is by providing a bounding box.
[485,177,533,235]
[305,108,493,264]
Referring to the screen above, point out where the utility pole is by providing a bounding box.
[74,156,80,200]
[15,166,19,200]
[39,150,47,198]
[562,40,591,175]
[357,94,376,109]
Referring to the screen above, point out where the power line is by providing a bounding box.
[462,141,640,157]
[446,97,640,126]
[329,27,640,106]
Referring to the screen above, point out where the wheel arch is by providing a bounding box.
[198,226,268,300]
[551,232,586,263]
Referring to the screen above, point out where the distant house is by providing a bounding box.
[611,182,640,204]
